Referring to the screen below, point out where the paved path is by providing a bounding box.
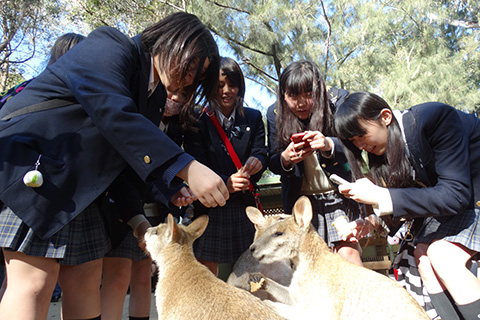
[47,293,158,319]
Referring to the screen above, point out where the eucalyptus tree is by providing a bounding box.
[18,0,480,111]
[192,0,479,110]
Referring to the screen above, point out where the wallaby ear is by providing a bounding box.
[167,213,180,242]
[187,215,209,240]
[293,196,313,228]
[246,206,265,226]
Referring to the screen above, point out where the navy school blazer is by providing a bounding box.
[0,26,193,239]
[391,102,480,220]
[184,107,268,211]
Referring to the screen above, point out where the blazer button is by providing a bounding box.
[144,155,151,164]
[321,163,326,168]
[476,201,480,207]
[333,162,338,166]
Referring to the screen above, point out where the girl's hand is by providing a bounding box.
[333,217,375,242]
[338,178,387,207]
[177,160,229,207]
[281,141,314,168]
[349,219,375,241]
[303,130,332,153]
[227,171,250,193]
[170,186,197,207]
[241,156,262,176]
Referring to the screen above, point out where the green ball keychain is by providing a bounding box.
[23,155,44,188]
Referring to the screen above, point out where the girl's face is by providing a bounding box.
[284,91,313,120]
[348,109,392,156]
[217,72,239,115]
[154,56,210,103]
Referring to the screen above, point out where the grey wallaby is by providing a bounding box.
[227,211,293,303]
[249,196,430,320]
[144,213,286,320]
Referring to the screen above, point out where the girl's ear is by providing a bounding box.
[380,108,393,126]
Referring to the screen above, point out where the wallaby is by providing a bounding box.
[227,210,293,303]
[249,196,430,320]
[144,213,286,320]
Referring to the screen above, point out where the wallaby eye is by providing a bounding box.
[273,232,284,237]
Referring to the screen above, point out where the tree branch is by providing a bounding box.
[205,0,250,14]
[78,1,111,26]
[209,26,272,56]
[318,0,332,74]
[241,56,277,82]
[244,74,276,95]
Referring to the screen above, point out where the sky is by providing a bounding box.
[242,78,276,114]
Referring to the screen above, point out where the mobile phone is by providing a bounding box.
[290,132,306,144]
[329,174,350,185]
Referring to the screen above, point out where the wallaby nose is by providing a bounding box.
[250,244,256,252]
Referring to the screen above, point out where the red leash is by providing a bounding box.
[205,108,264,213]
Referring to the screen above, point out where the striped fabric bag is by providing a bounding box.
[0,79,33,108]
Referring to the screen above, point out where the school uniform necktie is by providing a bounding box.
[224,118,233,137]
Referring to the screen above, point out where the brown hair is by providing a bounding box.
[141,12,220,129]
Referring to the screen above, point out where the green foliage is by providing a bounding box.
[0,0,67,90]
[187,0,479,110]
[2,0,479,112]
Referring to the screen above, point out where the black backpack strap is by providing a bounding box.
[1,98,75,121]
[2,36,138,122]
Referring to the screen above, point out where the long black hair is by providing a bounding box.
[334,92,414,188]
[276,60,331,150]
[141,12,220,129]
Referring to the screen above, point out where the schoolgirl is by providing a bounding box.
[0,12,227,319]
[335,91,480,320]
[267,60,362,265]
[184,57,268,275]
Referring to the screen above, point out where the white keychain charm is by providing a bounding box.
[23,155,44,188]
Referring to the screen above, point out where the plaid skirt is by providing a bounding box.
[193,198,255,264]
[104,229,147,262]
[0,204,111,265]
[308,192,361,247]
[104,216,163,262]
[415,208,480,252]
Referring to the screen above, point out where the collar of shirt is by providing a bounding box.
[217,107,237,129]
[148,57,159,97]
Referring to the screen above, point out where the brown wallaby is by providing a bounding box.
[227,210,293,303]
[249,196,430,320]
[144,213,286,320]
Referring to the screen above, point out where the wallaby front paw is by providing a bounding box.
[249,272,265,292]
